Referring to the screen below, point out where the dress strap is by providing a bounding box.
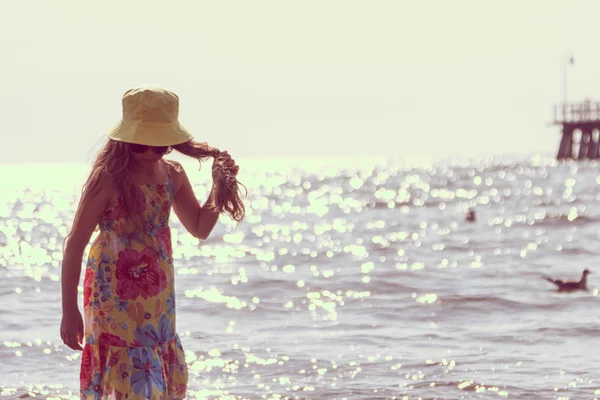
[165,161,173,184]
[164,161,175,199]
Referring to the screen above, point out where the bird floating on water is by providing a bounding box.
[545,269,591,292]
[465,209,476,222]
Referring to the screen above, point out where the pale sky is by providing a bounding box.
[1,0,599,164]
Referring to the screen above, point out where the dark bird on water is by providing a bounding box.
[545,269,591,292]
[465,209,476,222]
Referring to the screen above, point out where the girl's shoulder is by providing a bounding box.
[164,159,187,180]
[164,159,187,192]
[88,170,116,197]
[164,159,184,173]
[93,170,118,207]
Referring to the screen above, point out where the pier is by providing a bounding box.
[554,100,600,159]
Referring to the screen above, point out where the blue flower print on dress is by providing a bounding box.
[114,297,129,312]
[134,313,176,346]
[120,231,144,248]
[81,372,103,400]
[166,292,176,315]
[130,347,165,398]
[93,253,112,299]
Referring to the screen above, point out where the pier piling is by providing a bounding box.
[554,101,600,160]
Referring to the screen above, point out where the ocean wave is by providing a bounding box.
[436,295,570,313]
[533,213,600,227]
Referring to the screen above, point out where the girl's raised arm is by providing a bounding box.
[171,161,220,240]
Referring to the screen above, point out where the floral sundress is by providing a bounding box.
[81,171,188,399]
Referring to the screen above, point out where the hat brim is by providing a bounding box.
[107,119,194,146]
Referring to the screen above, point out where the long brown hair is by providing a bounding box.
[172,140,246,222]
[64,139,245,248]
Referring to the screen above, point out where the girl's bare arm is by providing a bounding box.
[61,177,111,313]
[171,162,220,240]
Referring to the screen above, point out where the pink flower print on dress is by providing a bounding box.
[132,185,148,214]
[159,200,170,219]
[103,197,127,222]
[117,363,130,384]
[99,333,128,369]
[115,248,167,300]
[155,183,166,197]
[156,227,172,255]
[80,345,94,390]
[83,268,93,308]
[104,186,147,222]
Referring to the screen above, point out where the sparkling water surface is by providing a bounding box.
[1,155,600,400]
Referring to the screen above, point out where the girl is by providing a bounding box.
[60,85,245,399]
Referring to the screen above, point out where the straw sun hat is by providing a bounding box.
[107,85,194,146]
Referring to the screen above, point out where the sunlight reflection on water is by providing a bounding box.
[2,156,600,399]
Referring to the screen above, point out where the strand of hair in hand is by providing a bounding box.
[172,141,246,222]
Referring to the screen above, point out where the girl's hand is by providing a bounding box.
[60,309,84,351]
[212,151,239,184]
